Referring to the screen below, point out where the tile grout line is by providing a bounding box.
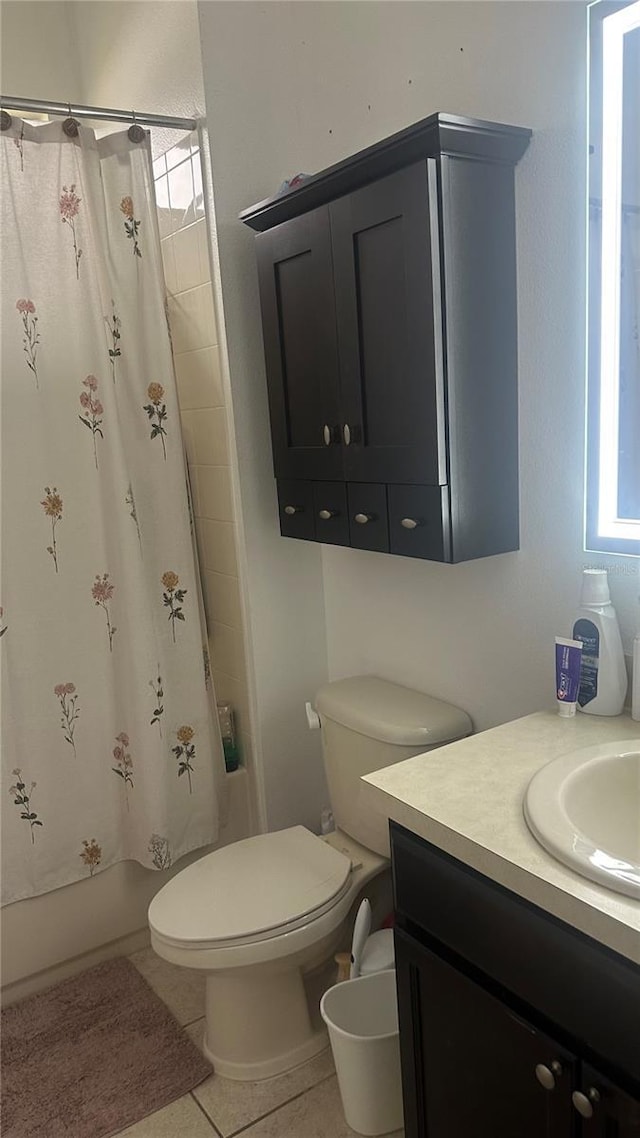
[183,1013,206,1029]
[129,962,339,1135]
[190,1090,224,1136]
[217,1070,338,1138]
[204,568,241,583]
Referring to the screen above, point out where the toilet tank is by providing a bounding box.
[315,676,472,857]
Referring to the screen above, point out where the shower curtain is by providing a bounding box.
[1,118,225,905]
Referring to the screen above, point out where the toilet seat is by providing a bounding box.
[149,825,353,950]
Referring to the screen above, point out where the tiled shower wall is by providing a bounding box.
[154,133,256,827]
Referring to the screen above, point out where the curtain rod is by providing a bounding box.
[0,95,197,132]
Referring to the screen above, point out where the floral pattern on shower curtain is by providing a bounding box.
[1,118,225,905]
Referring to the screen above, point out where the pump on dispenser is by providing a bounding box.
[572,569,627,716]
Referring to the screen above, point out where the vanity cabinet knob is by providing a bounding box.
[343,424,351,446]
[323,424,332,446]
[401,517,421,530]
[318,509,337,520]
[572,1089,600,1119]
[535,1061,563,1091]
[354,513,374,525]
[284,505,302,516]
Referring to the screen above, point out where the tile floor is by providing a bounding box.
[118,947,404,1138]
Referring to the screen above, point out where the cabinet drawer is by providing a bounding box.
[347,483,389,552]
[388,484,450,561]
[312,482,350,546]
[276,480,316,540]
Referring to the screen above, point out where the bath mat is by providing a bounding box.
[1,955,212,1138]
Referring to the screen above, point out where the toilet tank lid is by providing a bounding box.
[315,676,472,747]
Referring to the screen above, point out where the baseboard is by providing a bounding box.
[1,926,151,1008]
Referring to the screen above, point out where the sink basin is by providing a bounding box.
[524,739,640,900]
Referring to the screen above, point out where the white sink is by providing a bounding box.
[524,739,640,900]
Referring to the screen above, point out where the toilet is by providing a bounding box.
[148,676,471,1081]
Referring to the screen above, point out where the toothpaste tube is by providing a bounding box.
[555,636,583,717]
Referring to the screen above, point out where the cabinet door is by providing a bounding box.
[395,929,575,1138]
[330,161,446,485]
[576,1066,640,1137]
[256,209,343,480]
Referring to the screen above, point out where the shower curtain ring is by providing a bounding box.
[1,109,12,131]
[128,110,146,144]
[63,102,79,138]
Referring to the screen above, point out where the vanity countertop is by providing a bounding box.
[361,710,640,965]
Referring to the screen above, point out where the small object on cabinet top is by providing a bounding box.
[276,173,312,196]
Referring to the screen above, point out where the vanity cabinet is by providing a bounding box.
[241,113,532,563]
[390,822,640,1138]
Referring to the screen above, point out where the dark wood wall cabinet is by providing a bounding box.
[241,113,532,562]
[390,822,640,1138]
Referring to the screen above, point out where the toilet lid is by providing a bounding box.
[148,826,353,946]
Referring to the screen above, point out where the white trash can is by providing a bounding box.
[320,969,404,1136]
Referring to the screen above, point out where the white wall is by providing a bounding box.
[1,1,204,156]
[70,0,205,159]
[198,0,638,753]
[0,1,81,102]
[192,6,334,835]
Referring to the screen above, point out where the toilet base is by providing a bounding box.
[203,1025,329,1082]
[203,963,330,1081]
[148,834,391,1082]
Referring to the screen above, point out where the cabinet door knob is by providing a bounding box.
[572,1089,600,1119]
[401,517,421,530]
[354,512,374,525]
[318,509,337,520]
[343,424,351,446]
[323,424,332,446]
[284,505,302,516]
[535,1062,562,1091]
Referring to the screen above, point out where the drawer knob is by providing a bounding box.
[401,517,421,530]
[354,513,374,525]
[535,1062,562,1091]
[572,1089,600,1119]
[323,424,332,446]
[318,509,337,520]
[284,505,302,516]
[343,424,351,446]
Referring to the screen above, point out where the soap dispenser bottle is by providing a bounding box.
[572,569,627,716]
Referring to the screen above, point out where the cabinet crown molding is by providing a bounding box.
[239,111,532,233]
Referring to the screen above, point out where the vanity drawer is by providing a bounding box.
[313,481,350,546]
[347,483,389,552]
[387,484,450,561]
[277,479,316,540]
